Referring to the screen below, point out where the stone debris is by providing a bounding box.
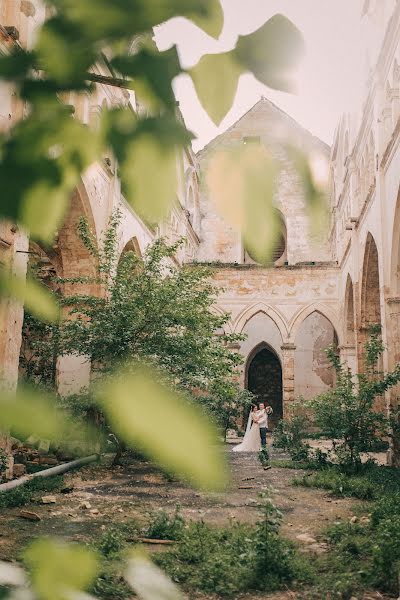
[349,516,358,524]
[295,533,317,545]
[90,508,100,515]
[37,439,50,453]
[308,542,329,555]
[80,502,92,510]
[41,495,57,504]
[19,510,41,522]
[13,464,26,478]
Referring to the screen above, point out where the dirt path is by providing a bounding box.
[0,448,363,560]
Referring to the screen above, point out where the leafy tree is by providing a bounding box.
[309,328,400,470]
[56,213,244,394]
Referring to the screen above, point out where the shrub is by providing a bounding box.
[273,406,311,462]
[98,528,125,557]
[309,330,399,470]
[144,507,185,541]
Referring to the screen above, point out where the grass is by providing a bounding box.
[0,475,64,509]
[290,461,400,597]
[292,463,400,500]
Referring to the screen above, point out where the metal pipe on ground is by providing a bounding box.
[0,454,100,492]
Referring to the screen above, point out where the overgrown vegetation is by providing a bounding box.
[309,328,400,470]
[21,213,252,454]
[156,493,313,597]
[0,475,64,509]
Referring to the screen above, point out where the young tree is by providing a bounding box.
[309,328,400,470]
[58,213,244,397]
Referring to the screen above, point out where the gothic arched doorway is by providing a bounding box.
[246,345,283,428]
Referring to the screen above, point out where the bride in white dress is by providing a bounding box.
[232,405,261,452]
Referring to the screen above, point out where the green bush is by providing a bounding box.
[97,528,125,557]
[273,409,311,462]
[144,507,185,541]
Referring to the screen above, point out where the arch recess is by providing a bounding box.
[361,232,381,328]
[390,186,400,295]
[344,274,356,345]
[289,303,341,345]
[118,236,142,261]
[233,302,288,340]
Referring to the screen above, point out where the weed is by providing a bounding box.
[144,506,185,541]
[156,494,313,597]
[98,528,125,557]
[0,475,64,509]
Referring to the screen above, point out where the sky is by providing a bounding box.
[155,0,366,151]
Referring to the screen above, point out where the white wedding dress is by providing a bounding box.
[232,412,261,452]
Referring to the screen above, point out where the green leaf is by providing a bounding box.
[0,386,64,441]
[189,51,242,125]
[112,46,182,111]
[206,144,280,264]
[125,555,184,600]
[24,539,98,600]
[21,184,70,243]
[234,14,304,92]
[121,134,177,222]
[287,146,329,235]
[96,366,227,490]
[0,49,34,80]
[0,273,59,323]
[186,0,224,40]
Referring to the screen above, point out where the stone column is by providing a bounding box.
[384,298,400,466]
[0,222,29,479]
[281,343,296,418]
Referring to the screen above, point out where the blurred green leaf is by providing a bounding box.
[37,16,96,84]
[120,134,177,222]
[97,366,227,490]
[0,49,34,80]
[105,113,192,223]
[112,46,181,111]
[287,146,329,235]
[186,0,224,40]
[0,386,63,441]
[0,273,59,323]
[189,51,242,125]
[48,0,223,41]
[234,14,304,92]
[24,539,98,600]
[206,144,280,264]
[125,555,184,600]
[21,184,70,243]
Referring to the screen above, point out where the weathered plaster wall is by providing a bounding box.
[197,98,331,265]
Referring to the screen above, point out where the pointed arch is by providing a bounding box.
[390,187,400,295]
[294,309,338,400]
[289,303,341,345]
[119,236,142,260]
[58,185,99,295]
[245,342,283,426]
[361,232,381,328]
[344,274,355,345]
[233,302,288,340]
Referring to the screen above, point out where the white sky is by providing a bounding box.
[155,1,366,151]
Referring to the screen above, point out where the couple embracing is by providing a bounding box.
[233,402,273,453]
